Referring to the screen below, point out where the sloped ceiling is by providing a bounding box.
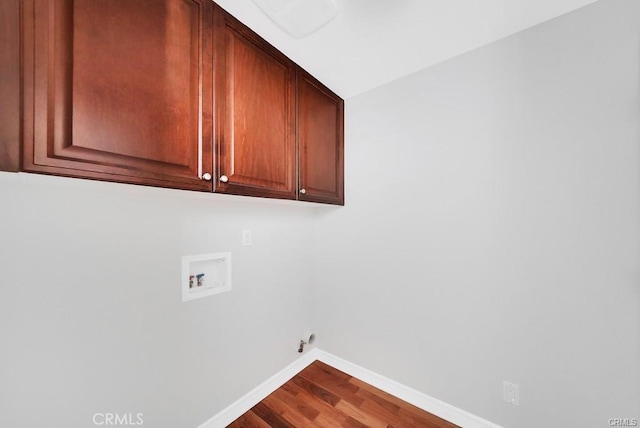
[214,0,600,98]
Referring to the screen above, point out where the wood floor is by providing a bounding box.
[228,360,459,428]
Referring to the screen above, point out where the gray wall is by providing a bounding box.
[0,173,326,427]
[312,0,640,426]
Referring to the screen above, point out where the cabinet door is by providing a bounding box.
[297,70,344,205]
[22,0,214,191]
[214,7,296,200]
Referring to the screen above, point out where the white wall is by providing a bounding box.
[0,173,328,427]
[312,0,640,427]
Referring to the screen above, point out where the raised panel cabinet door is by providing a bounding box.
[214,6,296,200]
[297,70,344,205]
[22,0,214,191]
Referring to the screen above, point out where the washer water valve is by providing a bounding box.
[297,333,316,353]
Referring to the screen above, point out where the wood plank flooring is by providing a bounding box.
[228,360,459,428]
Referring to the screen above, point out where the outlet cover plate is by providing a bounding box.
[503,381,520,405]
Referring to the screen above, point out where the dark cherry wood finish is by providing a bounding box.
[0,0,21,172]
[21,0,214,191]
[7,0,344,204]
[229,360,460,428]
[297,70,344,206]
[214,6,297,200]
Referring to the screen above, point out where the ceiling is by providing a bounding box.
[214,0,600,99]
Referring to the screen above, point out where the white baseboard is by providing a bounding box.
[198,349,321,428]
[198,348,502,428]
[314,350,503,428]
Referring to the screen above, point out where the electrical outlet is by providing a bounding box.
[242,229,252,246]
[503,381,519,405]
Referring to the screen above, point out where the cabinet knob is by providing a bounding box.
[202,173,212,181]
[299,188,306,195]
[219,175,229,183]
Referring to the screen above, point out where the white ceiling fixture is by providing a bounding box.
[250,0,339,38]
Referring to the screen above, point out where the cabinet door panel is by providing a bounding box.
[297,71,344,205]
[215,9,296,199]
[22,0,213,190]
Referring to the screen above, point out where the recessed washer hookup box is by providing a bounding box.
[181,252,232,302]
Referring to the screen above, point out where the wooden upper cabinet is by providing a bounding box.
[213,7,297,200]
[297,70,344,205]
[21,0,214,191]
[10,0,344,203]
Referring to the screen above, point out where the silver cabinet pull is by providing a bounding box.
[202,173,212,181]
[219,175,229,183]
[299,188,306,194]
